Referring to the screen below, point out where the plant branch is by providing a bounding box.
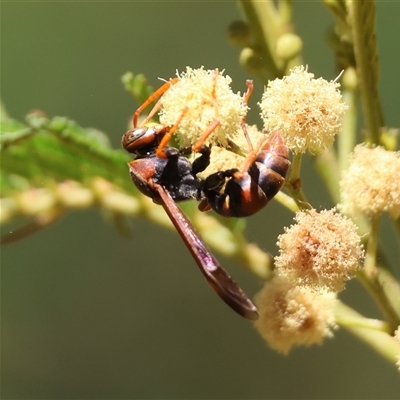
[335,300,400,365]
[347,0,384,144]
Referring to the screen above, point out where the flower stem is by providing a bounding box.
[314,148,341,204]
[347,0,383,144]
[273,190,299,214]
[364,213,380,277]
[335,300,400,365]
[238,0,281,80]
[357,267,400,332]
[338,71,358,171]
[287,153,310,209]
[335,303,390,333]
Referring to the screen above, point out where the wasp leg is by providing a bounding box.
[133,77,179,127]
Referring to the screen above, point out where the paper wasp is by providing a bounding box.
[122,122,259,320]
[122,73,289,319]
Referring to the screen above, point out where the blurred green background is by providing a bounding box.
[2,1,399,398]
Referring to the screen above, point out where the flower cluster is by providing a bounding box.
[0,179,140,225]
[254,208,364,354]
[254,275,337,354]
[274,208,364,292]
[156,66,346,175]
[340,144,400,218]
[159,67,248,149]
[259,66,347,154]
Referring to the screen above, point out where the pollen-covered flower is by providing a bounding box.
[159,67,247,148]
[339,145,400,218]
[275,209,363,292]
[259,66,347,154]
[254,275,337,355]
[195,124,267,179]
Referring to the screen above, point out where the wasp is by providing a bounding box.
[122,74,289,319]
[122,73,290,218]
[123,122,259,320]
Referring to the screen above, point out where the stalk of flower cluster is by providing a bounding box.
[335,301,400,364]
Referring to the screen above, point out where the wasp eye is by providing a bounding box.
[122,127,161,154]
[122,128,142,151]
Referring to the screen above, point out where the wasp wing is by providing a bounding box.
[154,184,259,320]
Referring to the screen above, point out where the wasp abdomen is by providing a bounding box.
[202,131,290,218]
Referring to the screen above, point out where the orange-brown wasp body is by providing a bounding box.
[122,74,290,319]
[124,126,259,320]
[199,131,290,217]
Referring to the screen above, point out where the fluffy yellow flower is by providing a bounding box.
[259,66,347,154]
[254,275,337,354]
[159,67,247,148]
[340,145,400,218]
[275,209,364,292]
